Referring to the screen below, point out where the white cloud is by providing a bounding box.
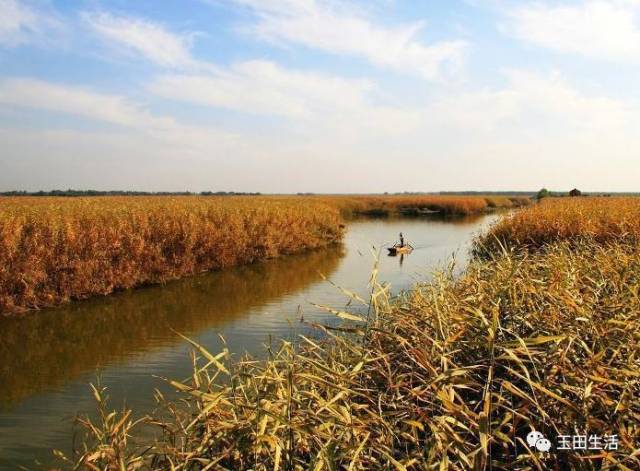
[0,78,239,156]
[1,70,639,192]
[0,0,58,47]
[0,78,174,128]
[508,0,640,61]
[150,60,370,118]
[502,70,631,129]
[396,69,640,191]
[430,70,632,132]
[83,11,206,69]
[150,60,422,134]
[224,0,467,79]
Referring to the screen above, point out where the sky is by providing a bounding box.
[0,0,639,193]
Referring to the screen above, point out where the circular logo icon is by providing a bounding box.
[526,430,551,452]
[536,438,551,452]
[526,431,544,448]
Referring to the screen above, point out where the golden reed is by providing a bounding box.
[0,194,524,315]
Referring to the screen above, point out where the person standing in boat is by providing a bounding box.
[399,232,404,248]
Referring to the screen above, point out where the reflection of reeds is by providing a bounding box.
[63,201,639,470]
[0,194,527,315]
[0,245,344,408]
[0,196,342,314]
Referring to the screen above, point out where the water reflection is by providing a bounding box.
[0,245,343,409]
[0,215,498,469]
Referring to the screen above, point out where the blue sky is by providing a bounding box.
[1,0,639,192]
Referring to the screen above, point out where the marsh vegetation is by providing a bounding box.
[0,197,341,314]
[0,216,494,467]
[55,197,639,470]
[0,195,523,315]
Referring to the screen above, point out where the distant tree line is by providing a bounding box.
[439,191,536,196]
[0,190,262,197]
[2,189,636,198]
[535,188,639,200]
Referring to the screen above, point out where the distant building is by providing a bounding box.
[569,188,582,197]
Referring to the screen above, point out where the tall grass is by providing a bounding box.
[323,194,529,217]
[476,197,640,256]
[0,194,528,315]
[0,196,342,314]
[59,198,640,470]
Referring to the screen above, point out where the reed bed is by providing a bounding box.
[323,195,529,217]
[0,196,342,314]
[60,199,640,470]
[476,197,640,256]
[0,194,528,315]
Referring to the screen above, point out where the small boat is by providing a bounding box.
[387,245,413,255]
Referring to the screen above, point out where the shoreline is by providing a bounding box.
[58,197,640,470]
[0,195,526,316]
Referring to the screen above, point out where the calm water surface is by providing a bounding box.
[0,215,497,469]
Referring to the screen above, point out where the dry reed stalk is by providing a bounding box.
[0,196,342,314]
[475,197,640,256]
[61,234,640,470]
[0,193,527,315]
